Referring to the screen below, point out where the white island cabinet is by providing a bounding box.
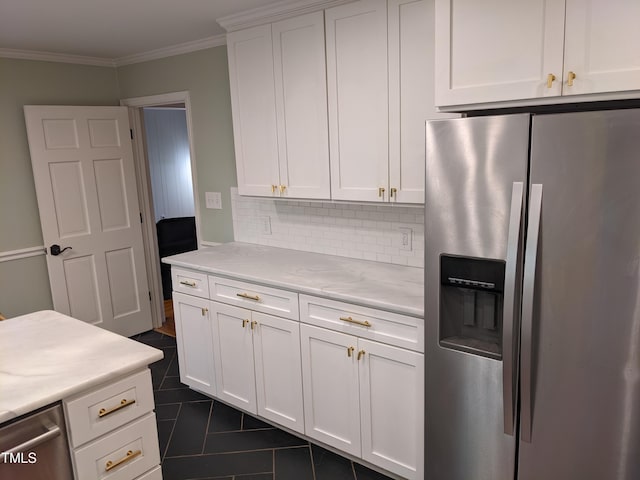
[436,0,640,109]
[0,311,164,480]
[163,243,425,480]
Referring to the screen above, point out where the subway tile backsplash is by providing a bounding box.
[230,188,424,268]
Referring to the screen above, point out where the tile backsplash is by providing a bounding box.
[230,188,424,268]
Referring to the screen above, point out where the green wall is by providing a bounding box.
[0,48,237,318]
[0,57,121,317]
[117,46,237,245]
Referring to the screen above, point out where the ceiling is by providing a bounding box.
[0,0,281,61]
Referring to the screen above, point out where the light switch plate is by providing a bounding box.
[399,227,413,251]
[205,192,222,209]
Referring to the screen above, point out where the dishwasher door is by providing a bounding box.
[0,403,73,479]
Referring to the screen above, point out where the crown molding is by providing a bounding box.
[217,0,353,32]
[0,48,115,67]
[114,34,227,66]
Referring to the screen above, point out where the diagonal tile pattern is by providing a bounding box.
[132,331,395,480]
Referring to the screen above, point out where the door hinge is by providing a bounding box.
[139,212,143,223]
[130,129,134,139]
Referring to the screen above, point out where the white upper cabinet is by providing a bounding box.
[436,0,640,108]
[272,12,331,199]
[227,25,280,197]
[435,0,566,107]
[227,13,330,199]
[326,0,389,202]
[563,0,640,96]
[388,0,458,204]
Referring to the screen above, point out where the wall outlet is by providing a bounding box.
[399,227,413,251]
[205,192,222,209]
[259,216,272,235]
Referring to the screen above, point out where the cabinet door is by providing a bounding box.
[358,339,424,480]
[272,12,331,200]
[326,0,389,202]
[227,25,280,196]
[435,0,565,106]
[210,302,257,414]
[172,292,216,396]
[388,0,458,204]
[300,324,361,456]
[563,0,640,95]
[252,312,304,434]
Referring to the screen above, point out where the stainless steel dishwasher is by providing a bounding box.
[0,403,73,479]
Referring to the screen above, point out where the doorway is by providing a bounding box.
[121,92,201,333]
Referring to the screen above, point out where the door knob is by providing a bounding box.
[50,244,72,256]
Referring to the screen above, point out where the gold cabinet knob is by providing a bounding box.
[390,187,397,199]
[250,320,258,330]
[271,184,277,193]
[357,350,366,360]
[280,185,286,194]
[567,71,576,87]
[546,73,556,89]
[242,319,249,328]
[378,187,385,198]
[347,346,355,358]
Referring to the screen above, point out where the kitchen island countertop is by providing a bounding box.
[163,242,424,317]
[0,310,163,424]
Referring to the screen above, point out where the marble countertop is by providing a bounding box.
[163,243,424,317]
[0,310,163,424]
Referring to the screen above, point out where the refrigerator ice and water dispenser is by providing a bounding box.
[439,254,506,360]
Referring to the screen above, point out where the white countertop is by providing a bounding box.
[0,310,163,424]
[163,243,424,317]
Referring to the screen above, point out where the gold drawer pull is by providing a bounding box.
[98,398,136,418]
[251,320,258,330]
[357,350,366,360]
[242,319,249,328]
[105,449,142,472]
[179,280,196,287]
[546,73,556,88]
[567,71,576,86]
[339,316,372,327]
[237,292,260,301]
[347,346,355,358]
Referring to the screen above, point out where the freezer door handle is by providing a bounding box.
[521,183,543,443]
[502,181,524,436]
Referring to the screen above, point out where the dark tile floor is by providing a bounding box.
[133,330,395,480]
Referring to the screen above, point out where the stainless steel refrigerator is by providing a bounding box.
[424,109,640,480]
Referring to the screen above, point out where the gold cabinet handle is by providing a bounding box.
[105,449,142,472]
[242,319,249,328]
[567,71,576,86]
[378,187,385,198]
[237,292,260,301]
[339,316,372,328]
[179,280,196,287]
[347,346,355,358]
[357,350,366,360]
[271,184,277,193]
[280,185,286,194]
[251,320,258,330]
[546,73,556,88]
[201,307,208,316]
[390,187,397,199]
[98,398,136,418]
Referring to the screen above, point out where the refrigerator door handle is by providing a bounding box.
[521,183,543,443]
[502,181,524,436]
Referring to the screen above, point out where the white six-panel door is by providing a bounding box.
[24,105,152,337]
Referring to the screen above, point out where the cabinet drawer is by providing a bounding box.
[172,267,209,299]
[65,370,155,448]
[136,465,162,480]
[209,275,299,320]
[300,295,424,352]
[73,413,160,480]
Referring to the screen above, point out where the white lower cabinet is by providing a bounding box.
[64,370,162,480]
[173,292,216,396]
[210,301,305,434]
[301,323,424,480]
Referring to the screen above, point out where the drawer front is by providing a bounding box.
[172,267,209,299]
[299,294,424,352]
[209,275,299,320]
[65,370,155,448]
[73,413,160,480]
